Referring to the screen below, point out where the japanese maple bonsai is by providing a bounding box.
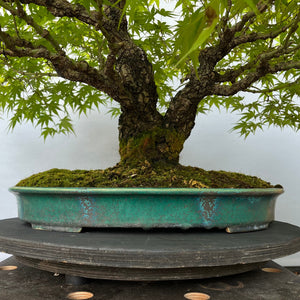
[1,0,299,231]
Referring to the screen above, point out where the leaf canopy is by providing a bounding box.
[0,0,299,138]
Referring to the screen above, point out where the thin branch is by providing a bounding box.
[215,60,258,83]
[283,10,300,48]
[12,12,21,39]
[6,0,98,26]
[219,0,232,37]
[0,28,130,104]
[5,0,130,45]
[0,27,37,49]
[94,34,106,68]
[259,43,300,62]
[0,57,58,77]
[94,0,116,42]
[0,0,63,53]
[95,0,104,28]
[212,60,300,96]
[216,43,300,83]
[269,60,300,73]
[0,39,51,59]
[228,0,270,35]
[246,77,300,94]
[230,23,292,49]
[18,0,62,52]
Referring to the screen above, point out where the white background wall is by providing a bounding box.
[0,108,299,265]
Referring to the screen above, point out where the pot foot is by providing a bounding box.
[31,223,82,233]
[226,222,269,233]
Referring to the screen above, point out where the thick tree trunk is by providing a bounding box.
[118,109,185,165]
[116,48,212,166]
[113,30,215,166]
[113,37,187,165]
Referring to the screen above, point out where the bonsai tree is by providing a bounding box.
[0,0,299,186]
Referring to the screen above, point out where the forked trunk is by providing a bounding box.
[114,39,202,166]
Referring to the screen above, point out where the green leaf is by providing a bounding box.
[242,0,259,14]
[175,17,218,67]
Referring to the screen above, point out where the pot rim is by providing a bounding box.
[9,186,284,196]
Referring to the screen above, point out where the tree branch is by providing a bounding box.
[0,27,38,50]
[220,0,232,31]
[164,2,273,138]
[8,0,98,26]
[217,0,271,46]
[215,61,257,83]
[269,60,300,73]
[0,57,58,78]
[0,28,131,104]
[245,77,300,94]
[215,43,300,83]
[6,0,129,44]
[230,24,292,49]
[0,0,159,113]
[212,60,300,96]
[0,32,51,59]
[214,19,293,70]
[206,1,284,70]
[164,75,212,139]
[0,0,63,53]
[228,0,271,35]
[165,1,296,137]
[283,10,300,48]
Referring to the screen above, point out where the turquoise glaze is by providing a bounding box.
[9,187,283,233]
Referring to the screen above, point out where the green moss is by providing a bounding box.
[16,163,275,188]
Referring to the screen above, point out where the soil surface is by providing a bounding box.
[16,162,276,188]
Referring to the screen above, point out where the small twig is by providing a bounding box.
[246,78,300,94]
[220,0,232,33]
[12,13,21,39]
[0,57,58,78]
[284,10,300,48]
[1,0,63,54]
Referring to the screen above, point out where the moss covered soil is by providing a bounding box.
[16,162,276,189]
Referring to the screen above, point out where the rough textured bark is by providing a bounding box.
[116,43,184,164]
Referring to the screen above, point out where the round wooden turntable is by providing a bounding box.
[0,218,299,281]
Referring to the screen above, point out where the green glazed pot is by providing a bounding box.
[10,187,283,233]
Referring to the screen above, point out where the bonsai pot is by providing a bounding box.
[10,187,283,233]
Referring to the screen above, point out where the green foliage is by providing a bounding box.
[0,1,109,138]
[173,0,224,69]
[0,0,299,138]
[0,55,106,138]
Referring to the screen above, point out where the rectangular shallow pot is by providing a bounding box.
[9,187,283,233]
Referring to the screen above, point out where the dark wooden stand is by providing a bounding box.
[0,218,299,281]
